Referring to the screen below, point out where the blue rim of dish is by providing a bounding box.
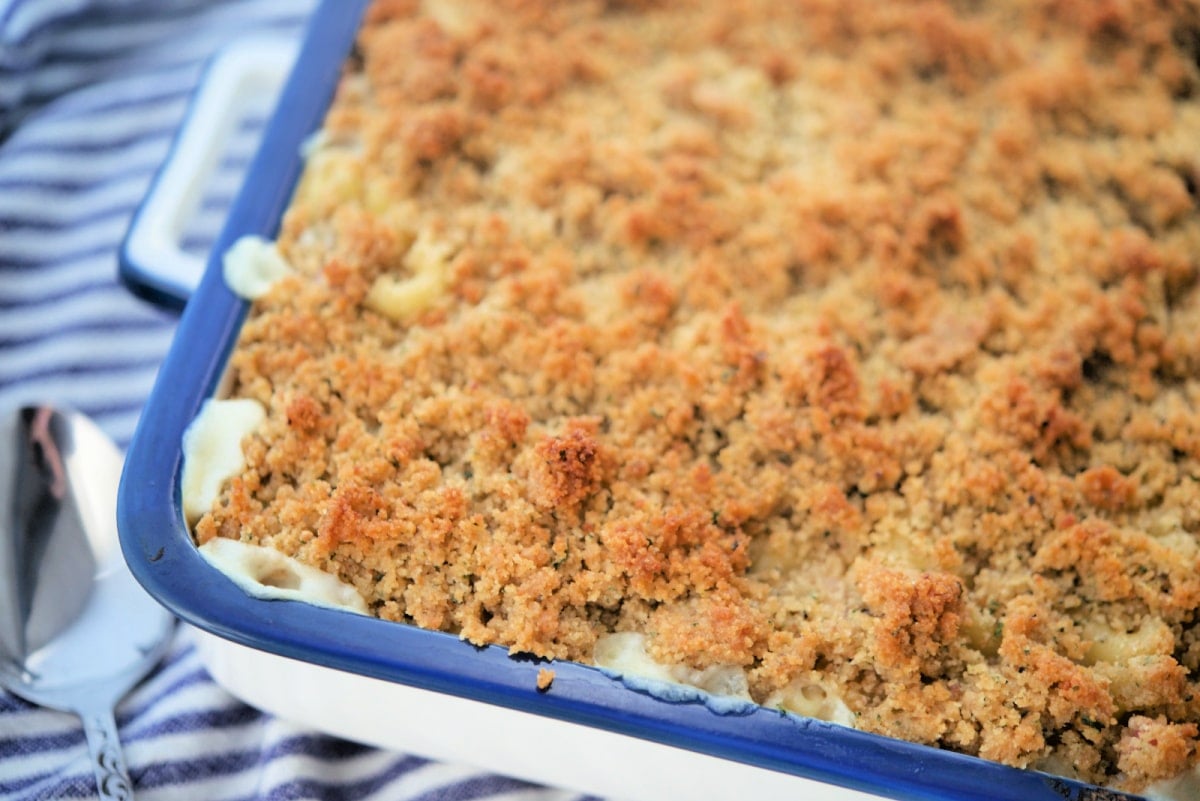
[116,3,1144,800]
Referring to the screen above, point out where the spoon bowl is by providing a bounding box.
[0,406,175,800]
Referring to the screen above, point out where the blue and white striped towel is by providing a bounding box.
[0,2,596,798]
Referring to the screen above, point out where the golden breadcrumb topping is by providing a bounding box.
[194,0,1200,791]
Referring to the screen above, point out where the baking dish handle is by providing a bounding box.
[118,36,299,311]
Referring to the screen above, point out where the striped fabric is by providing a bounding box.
[0,2,595,799]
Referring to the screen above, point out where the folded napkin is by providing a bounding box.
[0,2,596,799]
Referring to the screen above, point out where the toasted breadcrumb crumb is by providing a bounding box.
[194,0,1200,792]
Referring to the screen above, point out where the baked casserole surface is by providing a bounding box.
[194,0,1200,792]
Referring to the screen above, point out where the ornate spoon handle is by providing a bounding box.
[80,707,133,801]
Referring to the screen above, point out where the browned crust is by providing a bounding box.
[194,0,1200,791]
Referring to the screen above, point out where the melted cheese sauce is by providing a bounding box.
[594,632,856,724]
[181,398,265,525]
[222,235,293,300]
[198,538,367,614]
[182,398,368,614]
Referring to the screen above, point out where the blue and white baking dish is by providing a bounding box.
[116,2,1145,799]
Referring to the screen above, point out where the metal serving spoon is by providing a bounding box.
[0,406,175,800]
